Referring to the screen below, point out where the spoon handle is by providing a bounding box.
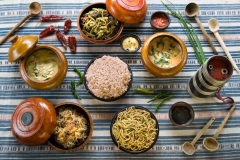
[191,117,215,145]
[213,104,236,139]
[0,14,32,45]
[213,32,240,73]
[194,16,218,55]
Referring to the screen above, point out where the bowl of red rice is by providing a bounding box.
[84,55,132,102]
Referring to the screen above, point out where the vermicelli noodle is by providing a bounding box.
[112,106,158,151]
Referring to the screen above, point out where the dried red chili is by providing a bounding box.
[151,13,169,28]
[56,29,67,50]
[68,36,76,53]
[64,19,72,34]
[39,25,55,38]
[40,15,65,22]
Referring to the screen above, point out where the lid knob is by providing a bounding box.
[21,112,33,126]
[9,35,19,44]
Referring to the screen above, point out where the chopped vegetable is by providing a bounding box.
[133,88,155,94]
[161,0,206,65]
[80,8,120,40]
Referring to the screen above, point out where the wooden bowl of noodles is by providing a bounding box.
[110,106,159,154]
[48,102,94,153]
[77,2,124,44]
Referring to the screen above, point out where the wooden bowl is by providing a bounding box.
[106,0,147,24]
[141,32,188,78]
[169,101,195,126]
[77,2,124,44]
[11,97,57,146]
[110,105,159,154]
[83,55,132,102]
[8,35,68,90]
[48,102,94,153]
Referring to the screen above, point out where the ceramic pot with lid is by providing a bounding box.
[106,0,147,24]
[11,97,57,146]
[8,35,68,90]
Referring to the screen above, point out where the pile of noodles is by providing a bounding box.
[52,107,88,149]
[112,106,158,151]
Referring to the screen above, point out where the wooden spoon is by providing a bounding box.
[0,2,42,45]
[185,2,218,55]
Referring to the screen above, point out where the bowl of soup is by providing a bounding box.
[8,35,68,90]
[141,32,187,78]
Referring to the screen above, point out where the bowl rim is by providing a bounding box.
[110,105,159,154]
[48,102,94,153]
[147,34,183,69]
[77,2,124,44]
[120,33,141,52]
[168,101,195,126]
[150,11,171,30]
[83,55,133,102]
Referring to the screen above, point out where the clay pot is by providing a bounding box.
[8,35,68,90]
[11,97,57,146]
[106,0,147,24]
[141,32,188,78]
[77,2,124,44]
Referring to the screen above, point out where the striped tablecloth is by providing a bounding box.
[0,0,240,159]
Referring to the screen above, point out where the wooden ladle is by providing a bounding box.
[203,104,236,152]
[208,18,240,73]
[182,117,215,155]
[0,2,42,45]
[185,2,218,55]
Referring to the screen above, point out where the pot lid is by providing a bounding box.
[8,35,38,62]
[11,97,56,146]
[116,0,145,11]
[106,0,147,24]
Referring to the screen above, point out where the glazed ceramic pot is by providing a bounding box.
[77,2,124,44]
[8,35,68,90]
[11,97,57,146]
[106,0,147,24]
[141,32,188,78]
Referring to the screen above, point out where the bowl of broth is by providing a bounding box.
[141,32,187,78]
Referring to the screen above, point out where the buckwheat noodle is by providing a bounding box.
[112,106,158,151]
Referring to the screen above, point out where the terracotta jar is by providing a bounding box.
[8,35,68,90]
[11,97,57,146]
[141,32,188,78]
[106,0,147,24]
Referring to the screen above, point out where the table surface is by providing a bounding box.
[0,0,240,159]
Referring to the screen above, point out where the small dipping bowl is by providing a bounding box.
[169,102,195,126]
[121,34,141,52]
[84,55,133,102]
[150,11,170,30]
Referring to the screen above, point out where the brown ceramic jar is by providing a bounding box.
[106,0,147,24]
[8,35,68,90]
[141,32,188,78]
[11,97,57,146]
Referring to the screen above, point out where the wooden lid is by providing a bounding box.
[8,35,38,62]
[116,0,145,11]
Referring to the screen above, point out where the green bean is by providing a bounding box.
[73,67,83,85]
[147,91,170,103]
[133,88,155,94]
[155,95,172,112]
[71,80,81,100]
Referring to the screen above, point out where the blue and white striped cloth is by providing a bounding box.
[0,0,240,159]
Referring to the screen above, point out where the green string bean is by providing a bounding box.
[147,91,170,103]
[133,88,155,94]
[74,67,83,85]
[71,80,81,100]
[155,95,172,112]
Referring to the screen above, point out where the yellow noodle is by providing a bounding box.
[112,106,158,151]
[53,107,88,149]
